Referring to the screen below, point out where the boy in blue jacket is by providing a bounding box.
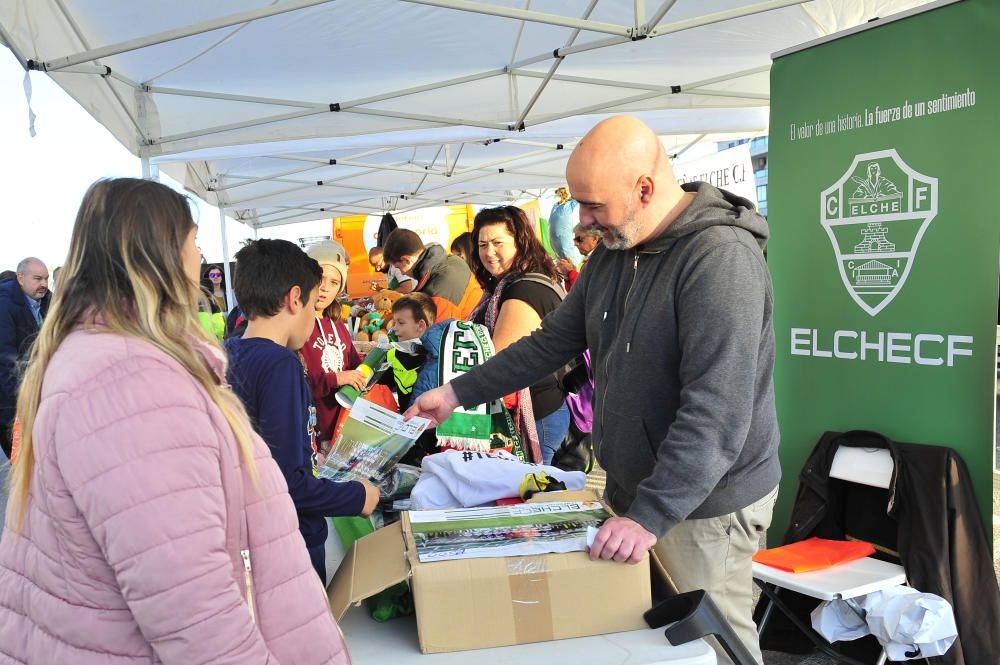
[382,293,436,413]
[225,239,379,584]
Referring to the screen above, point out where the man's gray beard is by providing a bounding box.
[602,206,640,250]
[603,230,630,251]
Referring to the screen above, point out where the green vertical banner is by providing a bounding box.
[768,0,999,542]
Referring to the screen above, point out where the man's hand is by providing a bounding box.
[588,516,657,564]
[358,479,380,517]
[556,257,576,276]
[336,369,367,392]
[403,384,460,427]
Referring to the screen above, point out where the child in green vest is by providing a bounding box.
[383,293,436,413]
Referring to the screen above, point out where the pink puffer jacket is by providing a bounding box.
[0,328,351,665]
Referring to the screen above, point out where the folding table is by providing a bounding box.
[340,610,716,665]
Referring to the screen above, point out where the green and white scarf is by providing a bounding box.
[434,320,527,460]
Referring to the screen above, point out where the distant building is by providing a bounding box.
[718,136,769,216]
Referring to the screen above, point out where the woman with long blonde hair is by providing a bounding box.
[0,178,351,664]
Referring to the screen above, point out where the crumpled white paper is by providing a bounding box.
[811,585,957,661]
[811,597,868,642]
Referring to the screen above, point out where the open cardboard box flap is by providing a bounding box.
[328,520,409,621]
[330,489,605,620]
[328,490,650,652]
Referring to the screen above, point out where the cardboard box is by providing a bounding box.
[328,498,651,653]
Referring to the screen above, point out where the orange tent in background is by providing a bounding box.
[333,205,474,299]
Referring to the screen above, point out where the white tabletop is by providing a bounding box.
[340,609,716,665]
[753,557,906,601]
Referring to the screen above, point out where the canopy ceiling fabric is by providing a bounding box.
[2,0,934,227]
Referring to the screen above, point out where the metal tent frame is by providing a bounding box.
[1,0,937,306]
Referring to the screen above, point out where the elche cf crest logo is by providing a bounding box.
[821,149,937,316]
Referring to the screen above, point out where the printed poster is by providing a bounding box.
[409,501,610,562]
[767,0,999,536]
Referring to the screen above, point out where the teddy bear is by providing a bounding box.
[373,289,402,315]
[354,290,402,342]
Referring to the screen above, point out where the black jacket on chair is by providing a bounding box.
[775,430,999,665]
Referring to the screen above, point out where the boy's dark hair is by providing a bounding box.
[449,231,475,270]
[232,239,322,319]
[392,292,437,326]
[381,229,425,263]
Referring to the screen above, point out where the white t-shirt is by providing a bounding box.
[386,264,415,289]
[410,450,587,509]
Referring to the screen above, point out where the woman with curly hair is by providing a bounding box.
[468,206,569,464]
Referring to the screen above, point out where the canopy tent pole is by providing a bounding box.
[219,207,235,311]
[394,0,630,37]
[670,133,708,160]
[511,63,772,94]
[647,0,680,31]
[254,198,374,228]
[212,163,329,192]
[513,0,601,131]
[226,184,317,207]
[49,0,147,141]
[141,156,151,179]
[0,23,28,68]
[649,0,807,37]
[36,0,339,72]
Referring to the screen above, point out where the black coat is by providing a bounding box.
[376,212,398,249]
[0,278,49,430]
[778,430,1000,665]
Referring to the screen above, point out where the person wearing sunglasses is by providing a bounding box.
[203,265,227,312]
[556,224,602,291]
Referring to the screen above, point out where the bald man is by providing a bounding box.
[408,116,778,664]
[0,258,51,457]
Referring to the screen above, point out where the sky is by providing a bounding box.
[0,51,336,273]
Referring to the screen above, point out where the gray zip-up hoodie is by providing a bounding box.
[451,182,780,537]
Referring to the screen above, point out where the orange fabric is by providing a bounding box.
[430,277,483,324]
[752,537,875,573]
[431,296,458,324]
[454,277,483,321]
[330,384,399,444]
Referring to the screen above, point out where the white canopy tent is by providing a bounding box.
[1,0,935,303]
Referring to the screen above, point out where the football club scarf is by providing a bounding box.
[434,320,529,461]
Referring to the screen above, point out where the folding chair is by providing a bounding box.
[753,446,907,665]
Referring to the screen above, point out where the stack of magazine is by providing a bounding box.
[409,501,610,562]
[319,398,430,484]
